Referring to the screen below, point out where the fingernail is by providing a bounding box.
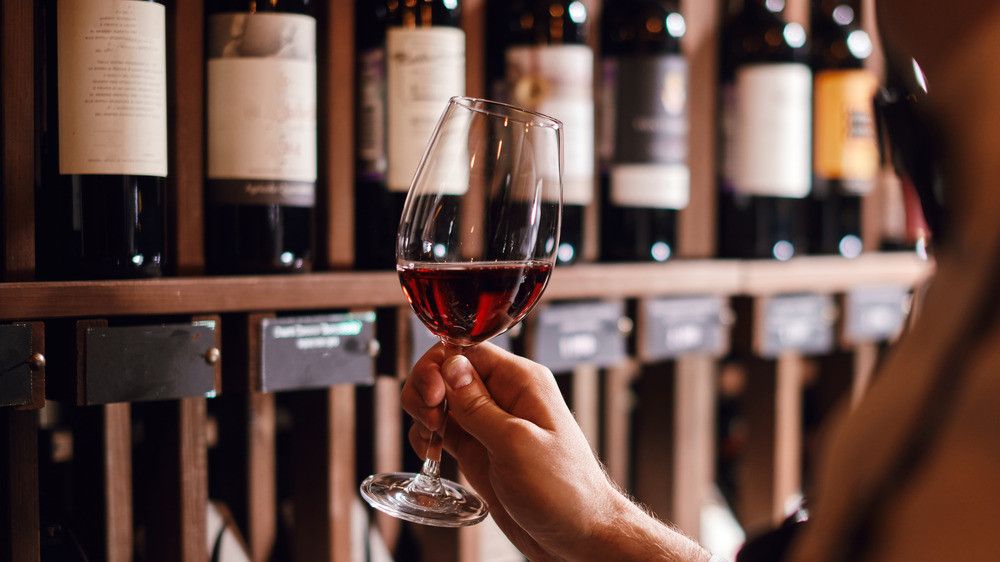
[442,355,474,389]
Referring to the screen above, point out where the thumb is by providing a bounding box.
[441,354,510,445]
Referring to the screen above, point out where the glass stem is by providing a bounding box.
[408,344,463,495]
[408,403,448,495]
[423,402,447,470]
[407,402,448,495]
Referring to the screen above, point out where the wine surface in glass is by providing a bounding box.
[398,261,553,347]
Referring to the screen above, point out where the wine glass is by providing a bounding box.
[360,96,563,527]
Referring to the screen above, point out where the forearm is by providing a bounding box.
[565,493,714,562]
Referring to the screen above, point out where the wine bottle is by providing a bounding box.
[205,0,317,274]
[505,0,594,265]
[717,0,812,260]
[354,0,465,270]
[354,0,390,269]
[485,0,525,103]
[809,0,878,257]
[36,0,168,280]
[599,0,689,262]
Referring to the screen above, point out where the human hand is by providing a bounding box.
[402,342,623,561]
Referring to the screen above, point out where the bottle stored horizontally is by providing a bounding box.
[37,0,168,280]
[354,0,465,270]
[809,0,878,258]
[600,0,689,262]
[717,0,812,260]
[205,0,317,275]
[505,0,594,265]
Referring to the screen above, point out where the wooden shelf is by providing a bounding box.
[0,253,931,321]
[545,259,744,300]
[0,272,404,320]
[741,252,932,296]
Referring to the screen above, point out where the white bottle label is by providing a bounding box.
[386,27,466,193]
[206,13,317,188]
[57,0,168,177]
[733,63,812,198]
[611,164,690,209]
[507,44,595,205]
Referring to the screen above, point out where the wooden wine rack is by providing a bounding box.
[1,0,928,561]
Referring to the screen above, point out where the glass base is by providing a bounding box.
[360,471,489,527]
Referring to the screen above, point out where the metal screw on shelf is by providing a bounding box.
[204,347,221,366]
[367,339,382,358]
[617,316,635,336]
[822,303,840,324]
[719,306,737,326]
[29,353,46,371]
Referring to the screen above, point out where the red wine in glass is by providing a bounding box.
[399,261,553,347]
[361,96,562,528]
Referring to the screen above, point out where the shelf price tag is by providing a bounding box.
[0,324,33,407]
[640,296,729,361]
[532,300,628,373]
[408,316,511,370]
[760,294,837,358]
[260,312,376,392]
[85,321,218,405]
[844,286,911,343]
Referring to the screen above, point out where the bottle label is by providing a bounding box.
[358,46,387,182]
[598,59,617,171]
[57,0,168,177]
[386,27,466,193]
[206,13,317,206]
[207,180,315,207]
[611,164,690,209]
[507,44,595,205]
[813,68,879,193]
[733,63,812,198]
[609,55,689,209]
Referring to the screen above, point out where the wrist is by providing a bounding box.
[567,491,711,562]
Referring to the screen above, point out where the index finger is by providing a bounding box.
[460,342,566,429]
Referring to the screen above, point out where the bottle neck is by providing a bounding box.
[206,0,312,15]
[811,0,862,24]
[388,0,461,29]
[810,0,869,69]
[602,0,683,56]
[744,0,785,14]
[514,0,589,46]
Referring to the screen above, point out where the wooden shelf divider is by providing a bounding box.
[0,408,40,562]
[0,0,36,282]
[0,254,930,321]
